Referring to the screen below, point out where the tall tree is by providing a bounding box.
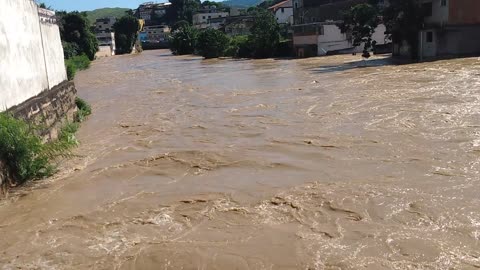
[114,15,141,54]
[196,29,230,58]
[249,9,280,58]
[169,23,198,55]
[165,0,201,25]
[57,12,99,60]
[339,3,380,58]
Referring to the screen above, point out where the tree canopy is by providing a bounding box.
[57,12,99,60]
[169,24,198,55]
[339,3,380,58]
[113,15,141,55]
[249,9,280,58]
[196,29,230,58]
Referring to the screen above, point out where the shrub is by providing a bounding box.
[75,97,92,122]
[63,41,81,59]
[65,55,91,81]
[0,114,54,184]
[66,61,76,81]
[225,35,253,58]
[196,29,230,58]
[169,24,198,55]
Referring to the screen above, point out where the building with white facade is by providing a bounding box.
[292,0,388,57]
[395,0,480,60]
[95,17,117,57]
[192,6,229,29]
[269,0,294,25]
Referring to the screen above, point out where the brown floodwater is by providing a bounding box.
[1,50,480,269]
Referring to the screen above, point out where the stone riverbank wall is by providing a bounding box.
[0,0,77,140]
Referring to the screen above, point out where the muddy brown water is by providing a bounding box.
[1,50,480,269]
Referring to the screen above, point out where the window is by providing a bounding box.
[281,8,284,13]
[426,31,433,43]
[422,2,433,17]
[441,0,447,6]
[202,16,205,19]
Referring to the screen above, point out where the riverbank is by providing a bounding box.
[1,50,479,269]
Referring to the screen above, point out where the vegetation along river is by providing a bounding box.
[1,50,480,269]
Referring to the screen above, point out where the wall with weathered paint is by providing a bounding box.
[0,0,67,111]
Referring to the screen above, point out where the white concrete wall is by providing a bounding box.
[0,0,67,111]
[421,0,449,25]
[39,9,67,89]
[275,7,293,24]
[317,24,387,55]
[193,12,229,25]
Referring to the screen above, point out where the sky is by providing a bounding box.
[42,0,219,11]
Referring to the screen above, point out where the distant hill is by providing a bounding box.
[86,8,130,23]
[222,0,263,8]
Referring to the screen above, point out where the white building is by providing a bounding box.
[192,6,229,29]
[268,0,294,25]
[95,17,117,57]
[141,25,171,43]
[95,17,116,33]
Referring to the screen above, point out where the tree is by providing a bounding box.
[165,0,201,25]
[380,0,425,60]
[196,29,230,58]
[339,4,380,58]
[57,12,99,60]
[249,9,280,58]
[114,15,140,54]
[169,24,198,55]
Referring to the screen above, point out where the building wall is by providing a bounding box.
[421,0,449,25]
[449,0,480,25]
[39,9,67,89]
[0,0,48,111]
[314,24,387,56]
[193,12,229,26]
[275,7,293,24]
[293,34,318,45]
[0,0,67,112]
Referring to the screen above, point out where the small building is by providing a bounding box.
[268,0,294,25]
[193,6,229,29]
[224,15,255,37]
[292,0,388,57]
[139,25,170,49]
[95,17,116,33]
[135,2,171,25]
[95,17,117,57]
[395,0,480,60]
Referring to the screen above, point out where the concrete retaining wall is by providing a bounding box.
[0,0,67,111]
[8,82,78,141]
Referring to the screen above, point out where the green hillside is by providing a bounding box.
[86,8,130,23]
[222,0,262,8]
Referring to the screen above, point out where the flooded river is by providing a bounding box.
[1,50,480,269]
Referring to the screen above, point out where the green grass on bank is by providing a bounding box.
[0,98,92,188]
[66,55,91,81]
[86,8,130,23]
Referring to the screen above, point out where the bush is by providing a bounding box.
[63,41,81,59]
[169,24,198,55]
[225,35,253,58]
[75,97,92,122]
[0,114,54,184]
[66,61,76,81]
[196,29,230,58]
[65,55,91,80]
